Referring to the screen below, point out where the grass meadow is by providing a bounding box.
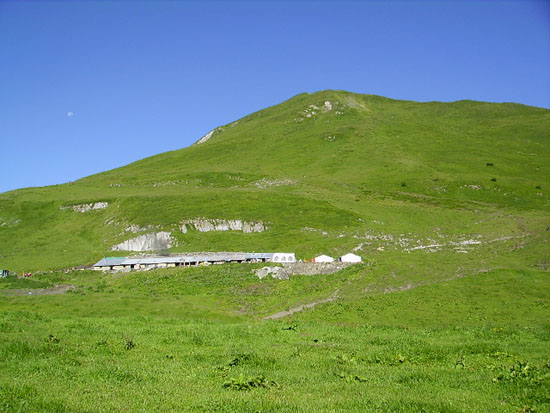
[1,263,549,412]
[1,90,549,411]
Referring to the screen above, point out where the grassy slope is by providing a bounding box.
[0,90,548,272]
[0,90,549,410]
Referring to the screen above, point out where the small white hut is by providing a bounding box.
[340,253,362,263]
[314,254,334,263]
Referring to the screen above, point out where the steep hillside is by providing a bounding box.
[1,90,550,411]
[1,90,549,272]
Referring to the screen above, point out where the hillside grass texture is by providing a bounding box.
[0,265,549,411]
[0,90,549,411]
[1,90,548,271]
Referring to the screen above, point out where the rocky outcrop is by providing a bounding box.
[254,266,289,280]
[254,262,350,280]
[195,130,215,144]
[194,127,223,145]
[180,219,266,233]
[0,218,20,227]
[61,202,108,213]
[287,262,350,275]
[253,178,296,189]
[111,232,173,251]
[125,224,156,233]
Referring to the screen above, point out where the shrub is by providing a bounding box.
[125,339,136,350]
[228,354,250,367]
[336,372,368,383]
[223,374,275,391]
[492,360,550,384]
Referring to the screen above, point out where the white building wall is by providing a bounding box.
[272,253,296,263]
[340,253,362,263]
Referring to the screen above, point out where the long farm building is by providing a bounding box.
[93,252,296,271]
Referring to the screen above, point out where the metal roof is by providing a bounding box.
[245,253,274,259]
[122,257,182,265]
[93,252,283,267]
[93,257,127,267]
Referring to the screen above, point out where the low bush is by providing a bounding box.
[223,374,275,391]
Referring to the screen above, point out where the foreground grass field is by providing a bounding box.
[1,90,549,411]
[1,264,549,412]
[1,91,548,272]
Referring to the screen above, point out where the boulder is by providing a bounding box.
[254,266,289,280]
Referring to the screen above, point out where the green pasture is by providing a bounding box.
[1,90,548,272]
[0,90,549,411]
[1,265,549,412]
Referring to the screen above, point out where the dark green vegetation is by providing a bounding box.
[1,90,549,411]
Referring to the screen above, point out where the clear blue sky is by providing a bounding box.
[1,0,549,193]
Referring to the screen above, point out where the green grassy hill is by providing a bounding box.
[1,90,548,272]
[1,90,549,411]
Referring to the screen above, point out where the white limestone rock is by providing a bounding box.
[111,231,173,251]
[61,202,109,213]
[254,266,289,280]
[125,224,156,233]
[180,218,266,233]
[194,126,224,145]
[253,178,296,189]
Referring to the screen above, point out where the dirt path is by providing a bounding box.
[264,290,339,320]
[1,284,76,296]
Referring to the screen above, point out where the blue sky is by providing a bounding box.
[1,0,548,193]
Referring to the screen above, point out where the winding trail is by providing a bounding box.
[263,267,494,320]
[264,290,339,320]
